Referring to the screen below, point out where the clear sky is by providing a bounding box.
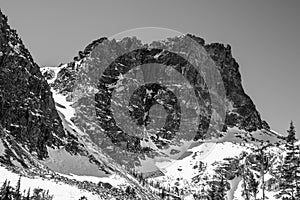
[1,0,299,137]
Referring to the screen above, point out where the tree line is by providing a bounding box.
[0,177,53,200]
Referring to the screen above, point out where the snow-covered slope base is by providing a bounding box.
[0,166,103,200]
[150,129,284,200]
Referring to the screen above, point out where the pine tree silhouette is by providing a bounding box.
[26,188,30,200]
[277,121,300,199]
[14,176,21,200]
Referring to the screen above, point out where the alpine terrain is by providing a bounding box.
[1,9,299,200]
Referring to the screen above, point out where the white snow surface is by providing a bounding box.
[51,88,76,125]
[59,173,129,188]
[155,142,248,180]
[0,166,103,200]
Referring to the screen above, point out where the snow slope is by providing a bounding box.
[0,166,103,200]
[150,128,283,200]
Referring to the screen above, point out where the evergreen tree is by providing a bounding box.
[25,188,30,200]
[287,121,297,143]
[277,121,300,199]
[31,188,53,200]
[0,180,8,198]
[2,181,11,200]
[239,153,250,200]
[206,175,227,200]
[161,188,166,199]
[248,172,259,199]
[242,168,250,200]
[14,176,21,200]
[125,186,133,195]
[218,175,227,199]
[259,146,266,200]
[207,180,217,200]
[250,144,270,200]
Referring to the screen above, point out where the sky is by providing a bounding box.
[1,0,299,137]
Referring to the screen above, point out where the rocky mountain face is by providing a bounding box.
[0,8,114,174]
[50,34,270,146]
[189,34,270,132]
[40,33,283,185]
[0,9,69,160]
[199,37,269,132]
[0,9,105,163]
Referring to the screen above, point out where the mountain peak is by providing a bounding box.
[203,39,270,132]
[0,9,67,159]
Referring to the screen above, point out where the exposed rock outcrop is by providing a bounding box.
[0,9,67,159]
